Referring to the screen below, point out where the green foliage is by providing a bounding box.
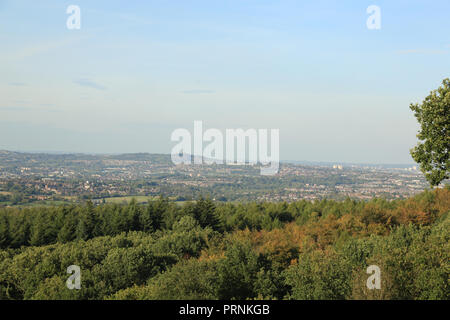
[284,250,352,299]
[94,245,177,296]
[151,216,214,258]
[136,259,219,300]
[0,213,9,248]
[0,189,448,300]
[187,198,222,232]
[217,242,262,299]
[410,78,450,186]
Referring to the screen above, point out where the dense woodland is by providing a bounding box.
[0,187,448,300]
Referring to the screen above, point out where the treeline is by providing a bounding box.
[0,187,448,300]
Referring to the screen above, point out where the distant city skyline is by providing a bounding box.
[0,149,420,167]
[1,1,449,164]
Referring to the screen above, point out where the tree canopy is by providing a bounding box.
[410,78,450,186]
[0,188,448,300]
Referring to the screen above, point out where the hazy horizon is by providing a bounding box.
[0,148,418,166]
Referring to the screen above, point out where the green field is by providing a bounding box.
[97,196,154,204]
[98,196,195,205]
[0,195,193,207]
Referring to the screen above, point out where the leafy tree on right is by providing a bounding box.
[410,78,449,186]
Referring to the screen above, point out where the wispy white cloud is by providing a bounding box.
[7,36,90,62]
[0,105,60,112]
[0,106,32,112]
[182,89,215,94]
[396,49,448,55]
[73,78,107,91]
[85,9,154,27]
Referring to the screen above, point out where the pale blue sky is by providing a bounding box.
[0,0,449,163]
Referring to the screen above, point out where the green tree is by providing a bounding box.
[76,201,99,240]
[140,198,165,232]
[152,216,212,259]
[29,212,58,246]
[133,259,219,300]
[190,198,221,231]
[410,78,450,186]
[217,242,261,299]
[95,246,177,296]
[0,213,9,248]
[57,213,77,243]
[126,198,141,231]
[9,213,30,248]
[284,250,352,300]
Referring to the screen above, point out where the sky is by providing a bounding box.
[0,0,449,164]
